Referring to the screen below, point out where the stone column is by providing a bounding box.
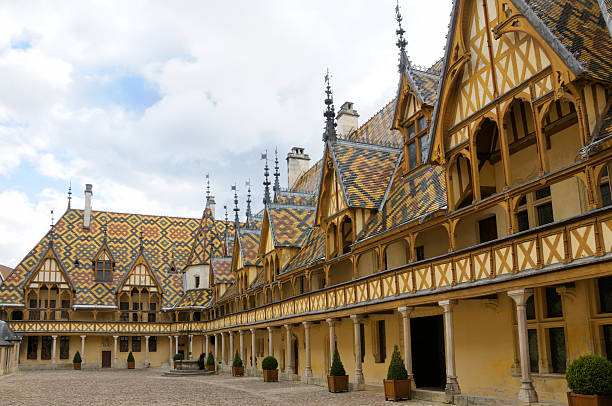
[214,333,219,364]
[168,336,173,366]
[326,318,335,372]
[250,328,256,373]
[80,335,86,365]
[174,335,179,355]
[144,336,150,367]
[508,289,538,404]
[229,331,234,362]
[51,335,57,365]
[302,321,312,378]
[113,335,119,368]
[205,334,209,356]
[350,315,364,385]
[284,324,294,375]
[189,334,193,360]
[267,326,274,357]
[398,306,415,386]
[239,330,245,364]
[439,300,460,397]
[221,333,226,365]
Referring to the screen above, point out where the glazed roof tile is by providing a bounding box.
[268,204,315,247]
[347,100,403,147]
[0,209,199,308]
[187,208,236,266]
[411,70,440,105]
[358,165,447,241]
[174,288,214,309]
[291,159,323,194]
[211,258,234,284]
[276,190,316,206]
[282,227,325,274]
[237,229,262,266]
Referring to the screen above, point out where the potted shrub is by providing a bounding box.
[232,351,244,376]
[72,351,82,370]
[566,354,612,406]
[127,351,135,369]
[383,345,411,401]
[327,348,349,393]
[262,356,278,382]
[206,352,216,372]
[173,353,184,369]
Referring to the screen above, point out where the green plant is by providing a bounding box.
[566,354,612,395]
[232,351,243,367]
[329,348,346,377]
[72,351,82,364]
[261,356,278,370]
[127,352,135,363]
[386,345,409,380]
[173,353,184,361]
[206,352,215,366]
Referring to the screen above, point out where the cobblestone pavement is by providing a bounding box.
[0,368,443,406]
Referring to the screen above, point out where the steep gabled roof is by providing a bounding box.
[281,227,325,274]
[173,288,214,309]
[267,204,315,247]
[236,228,262,266]
[211,258,234,284]
[187,208,235,266]
[347,100,403,147]
[276,190,316,206]
[291,159,323,194]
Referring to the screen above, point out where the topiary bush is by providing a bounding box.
[232,351,243,367]
[566,354,612,395]
[262,356,278,370]
[329,348,346,377]
[72,351,82,364]
[127,351,135,363]
[387,345,409,380]
[206,352,215,366]
[173,353,184,361]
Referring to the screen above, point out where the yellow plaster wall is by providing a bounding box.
[454,205,508,250]
[415,226,449,259]
[385,240,409,269]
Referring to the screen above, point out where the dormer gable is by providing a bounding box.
[117,252,162,294]
[25,245,73,291]
[92,243,115,283]
[316,146,348,225]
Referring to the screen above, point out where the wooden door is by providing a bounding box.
[102,351,111,368]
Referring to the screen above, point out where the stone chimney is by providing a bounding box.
[206,195,216,218]
[83,184,93,229]
[286,147,310,188]
[336,101,359,137]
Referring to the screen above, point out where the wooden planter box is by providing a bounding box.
[206,364,216,372]
[263,369,278,382]
[73,363,81,370]
[568,393,612,406]
[173,361,178,369]
[232,366,244,376]
[383,379,411,401]
[127,361,135,369]
[327,375,349,393]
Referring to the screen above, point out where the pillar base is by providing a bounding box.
[518,380,538,404]
[408,374,416,390]
[285,367,294,375]
[354,371,364,385]
[445,375,461,399]
[304,368,312,378]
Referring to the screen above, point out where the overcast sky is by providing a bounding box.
[0,0,452,267]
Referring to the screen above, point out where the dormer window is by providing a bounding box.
[404,114,429,171]
[94,249,113,282]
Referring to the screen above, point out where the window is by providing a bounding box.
[132,302,140,322]
[418,116,427,133]
[478,216,498,243]
[537,202,554,226]
[415,246,425,262]
[120,336,129,352]
[403,115,428,172]
[408,143,417,170]
[527,329,539,372]
[27,336,38,360]
[120,301,129,321]
[545,288,563,318]
[548,327,566,373]
[150,336,157,352]
[517,210,529,232]
[514,187,554,231]
[94,249,113,282]
[41,336,52,360]
[60,336,70,359]
[148,302,157,322]
[28,298,39,321]
[599,276,612,313]
[132,336,141,352]
[359,323,365,364]
[195,275,200,289]
[604,325,612,361]
[375,320,386,363]
[601,167,612,206]
[61,299,70,320]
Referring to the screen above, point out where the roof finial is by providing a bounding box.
[139,228,144,252]
[245,180,252,227]
[262,151,271,205]
[67,181,72,210]
[205,173,210,201]
[273,147,280,199]
[323,68,337,143]
[49,209,55,245]
[102,214,108,242]
[224,204,228,224]
[395,0,411,70]
[232,184,239,227]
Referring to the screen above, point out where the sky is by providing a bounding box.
[0,0,453,267]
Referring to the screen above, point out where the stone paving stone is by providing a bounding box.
[0,368,443,406]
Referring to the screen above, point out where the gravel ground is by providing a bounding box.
[0,368,443,406]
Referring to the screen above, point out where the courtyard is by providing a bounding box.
[0,369,442,405]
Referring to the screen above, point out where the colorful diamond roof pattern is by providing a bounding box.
[0,209,199,308]
[268,204,315,247]
[211,258,234,284]
[291,159,323,194]
[347,100,403,147]
[174,288,214,309]
[237,229,262,266]
[276,190,316,206]
[282,227,324,274]
[411,69,440,105]
[187,208,236,266]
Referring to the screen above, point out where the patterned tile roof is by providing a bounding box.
[237,228,262,266]
[276,190,316,206]
[211,258,234,284]
[522,0,612,82]
[282,227,325,274]
[174,288,214,309]
[268,204,315,247]
[358,165,447,241]
[187,208,236,266]
[331,140,401,209]
[411,69,440,105]
[291,159,323,194]
[216,284,236,303]
[0,209,199,308]
[246,269,265,292]
[347,100,403,148]
[427,58,444,75]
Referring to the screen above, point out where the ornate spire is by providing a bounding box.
[49,209,55,246]
[224,204,228,224]
[232,185,239,227]
[262,151,271,205]
[323,69,337,143]
[245,180,252,227]
[273,147,280,199]
[67,181,72,210]
[205,173,216,216]
[205,173,210,201]
[395,0,411,71]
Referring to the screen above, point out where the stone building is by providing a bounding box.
[2,0,612,404]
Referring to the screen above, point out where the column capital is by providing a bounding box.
[167,336,172,341]
[80,335,86,339]
[51,335,58,339]
[239,330,245,336]
[188,334,193,338]
[284,323,292,330]
[249,328,256,333]
[144,335,150,339]
[113,335,119,339]
[508,288,534,306]
[228,330,234,336]
[326,318,337,326]
[174,335,179,338]
[438,299,457,311]
[266,326,277,332]
[350,314,364,323]
[397,306,415,316]
[302,321,312,328]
